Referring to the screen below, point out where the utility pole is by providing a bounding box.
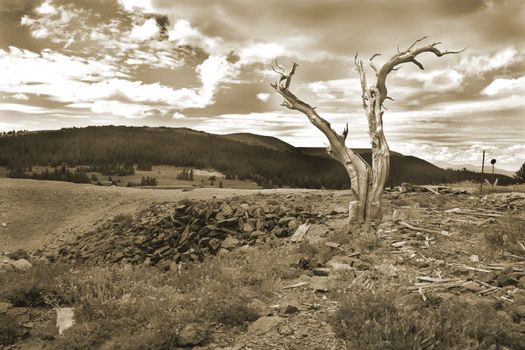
[480,150,485,195]
[491,159,497,193]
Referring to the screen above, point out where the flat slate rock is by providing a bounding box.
[248,316,284,335]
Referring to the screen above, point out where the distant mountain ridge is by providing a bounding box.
[433,161,515,177]
[0,126,516,188]
[223,133,297,153]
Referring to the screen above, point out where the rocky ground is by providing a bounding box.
[0,178,309,251]
[1,179,525,349]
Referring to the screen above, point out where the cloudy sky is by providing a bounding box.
[0,0,524,171]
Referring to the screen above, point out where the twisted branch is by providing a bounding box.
[271,61,348,145]
[376,38,466,105]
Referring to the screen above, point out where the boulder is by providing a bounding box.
[328,205,348,215]
[10,259,32,271]
[7,249,29,260]
[392,203,421,221]
[248,316,283,335]
[177,323,209,347]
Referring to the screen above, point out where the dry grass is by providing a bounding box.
[0,246,291,349]
[332,285,525,350]
[452,181,525,194]
[481,216,525,257]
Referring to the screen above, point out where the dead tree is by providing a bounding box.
[272,38,464,222]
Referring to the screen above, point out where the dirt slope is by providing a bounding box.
[0,178,313,251]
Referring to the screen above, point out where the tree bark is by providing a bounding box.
[271,39,463,223]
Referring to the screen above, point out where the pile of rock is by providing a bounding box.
[48,198,317,268]
[0,249,33,272]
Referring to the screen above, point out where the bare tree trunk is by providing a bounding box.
[271,38,463,223]
[271,62,371,222]
[334,146,370,222]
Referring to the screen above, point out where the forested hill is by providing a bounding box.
[0,126,514,188]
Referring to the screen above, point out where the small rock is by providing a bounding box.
[278,217,296,225]
[169,261,179,272]
[248,316,283,335]
[290,223,310,243]
[177,323,209,347]
[278,324,293,336]
[1,222,6,228]
[0,301,13,314]
[463,281,483,293]
[250,230,265,238]
[10,259,32,271]
[281,304,299,315]
[208,238,222,251]
[219,203,234,217]
[470,255,479,262]
[296,329,309,338]
[324,242,340,249]
[217,248,230,256]
[288,220,299,231]
[221,236,240,250]
[273,227,290,238]
[242,223,255,233]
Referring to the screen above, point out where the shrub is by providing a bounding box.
[112,213,134,228]
[0,264,71,306]
[482,216,525,256]
[333,286,525,350]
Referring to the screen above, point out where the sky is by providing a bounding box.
[0,0,524,171]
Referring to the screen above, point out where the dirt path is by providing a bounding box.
[0,178,320,252]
